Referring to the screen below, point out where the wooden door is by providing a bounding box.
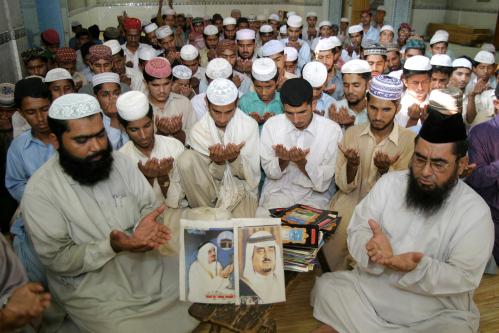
[351,0,370,25]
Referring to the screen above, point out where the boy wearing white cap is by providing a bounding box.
[180,44,206,84]
[341,25,363,63]
[429,54,452,91]
[92,72,129,150]
[323,75,415,271]
[223,17,237,40]
[268,14,280,35]
[302,61,335,116]
[177,78,261,218]
[199,25,219,68]
[328,59,372,127]
[171,65,195,99]
[379,25,394,46]
[282,15,311,75]
[449,58,472,93]
[235,29,257,74]
[302,12,318,44]
[338,18,349,43]
[239,58,283,126]
[428,30,449,57]
[45,68,76,100]
[284,46,299,77]
[104,40,146,93]
[313,37,344,100]
[261,40,297,89]
[155,26,181,65]
[259,78,342,210]
[143,23,159,48]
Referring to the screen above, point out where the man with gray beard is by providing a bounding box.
[311,92,493,333]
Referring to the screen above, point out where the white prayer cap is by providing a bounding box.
[303,61,328,88]
[380,25,394,33]
[260,24,273,33]
[252,58,277,82]
[180,44,199,61]
[284,47,298,62]
[261,40,285,56]
[306,12,318,18]
[481,43,496,54]
[369,75,404,100]
[223,17,237,26]
[144,23,158,34]
[91,72,120,87]
[116,91,149,122]
[388,69,403,79]
[430,54,452,67]
[377,5,386,12]
[49,93,101,120]
[340,17,349,23]
[71,21,81,28]
[103,40,121,55]
[287,15,303,28]
[172,65,192,80]
[403,55,431,71]
[348,25,362,34]
[257,14,266,21]
[330,37,342,48]
[269,13,280,21]
[206,78,238,106]
[429,30,449,45]
[287,11,296,18]
[314,37,338,52]
[452,57,472,69]
[247,14,256,22]
[139,45,159,61]
[165,9,176,16]
[44,68,73,83]
[155,25,173,39]
[0,83,15,107]
[341,59,371,74]
[279,25,287,34]
[236,28,256,41]
[474,50,495,64]
[203,25,218,35]
[318,20,332,28]
[206,58,232,80]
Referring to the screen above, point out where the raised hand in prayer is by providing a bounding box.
[338,144,360,168]
[406,103,423,128]
[249,112,263,124]
[166,50,180,65]
[373,151,401,175]
[365,219,393,264]
[138,158,162,180]
[263,112,275,121]
[119,73,132,86]
[209,143,227,165]
[307,27,317,40]
[323,83,336,95]
[329,104,354,126]
[157,157,174,178]
[286,40,301,51]
[378,252,424,272]
[155,115,183,135]
[288,147,310,163]
[273,144,291,161]
[0,283,51,331]
[226,142,245,163]
[472,78,489,97]
[110,205,171,253]
[232,75,242,88]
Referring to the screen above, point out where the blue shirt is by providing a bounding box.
[103,114,129,150]
[326,69,344,101]
[315,93,335,116]
[362,25,379,44]
[5,131,55,202]
[238,91,284,127]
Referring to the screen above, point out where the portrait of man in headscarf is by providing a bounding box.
[239,229,286,304]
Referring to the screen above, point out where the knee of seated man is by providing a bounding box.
[177,149,198,172]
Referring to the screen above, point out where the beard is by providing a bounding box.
[58,140,114,186]
[405,166,458,217]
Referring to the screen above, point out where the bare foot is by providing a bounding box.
[310,324,339,333]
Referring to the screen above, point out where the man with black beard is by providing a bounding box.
[21,93,199,332]
[311,93,494,333]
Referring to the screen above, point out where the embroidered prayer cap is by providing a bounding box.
[172,65,192,80]
[180,44,199,61]
[124,17,141,30]
[206,78,238,106]
[474,50,495,65]
[155,25,173,39]
[403,55,431,71]
[269,13,280,21]
[144,23,158,34]
[306,12,318,18]
[21,48,46,63]
[287,15,303,28]
[248,14,257,22]
[284,47,298,62]
[71,21,82,28]
[88,45,112,63]
[452,58,472,70]
[260,25,273,34]
[318,20,332,28]
[341,59,371,74]
[399,23,412,31]
[430,54,452,67]
[348,25,362,34]
[49,93,101,120]
[216,39,236,55]
[302,61,328,88]
[287,12,296,18]
[116,91,149,121]
[55,47,77,64]
[0,83,15,107]
[261,40,285,57]
[192,17,204,25]
[280,78,312,106]
[377,5,386,12]
[45,68,73,83]
[203,25,218,35]
[223,17,237,26]
[252,58,277,82]
[103,40,122,56]
[429,30,449,45]
[405,38,426,51]
[138,46,158,61]
[428,88,463,115]
[104,27,120,40]
[145,57,172,78]
[340,17,349,23]
[279,25,288,34]
[363,43,387,57]
[481,43,496,54]
[206,58,232,80]
[41,29,60,45]
[385,43,400,52]
[419,109,467,144]
[236,29,256,41]
[91,72,120,87]
[380,25,394,33]
[368,75,404,101]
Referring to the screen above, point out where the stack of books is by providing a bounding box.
[270,204,341,272]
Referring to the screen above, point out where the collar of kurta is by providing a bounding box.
[285,111,317,135]
[360,122,400,146]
